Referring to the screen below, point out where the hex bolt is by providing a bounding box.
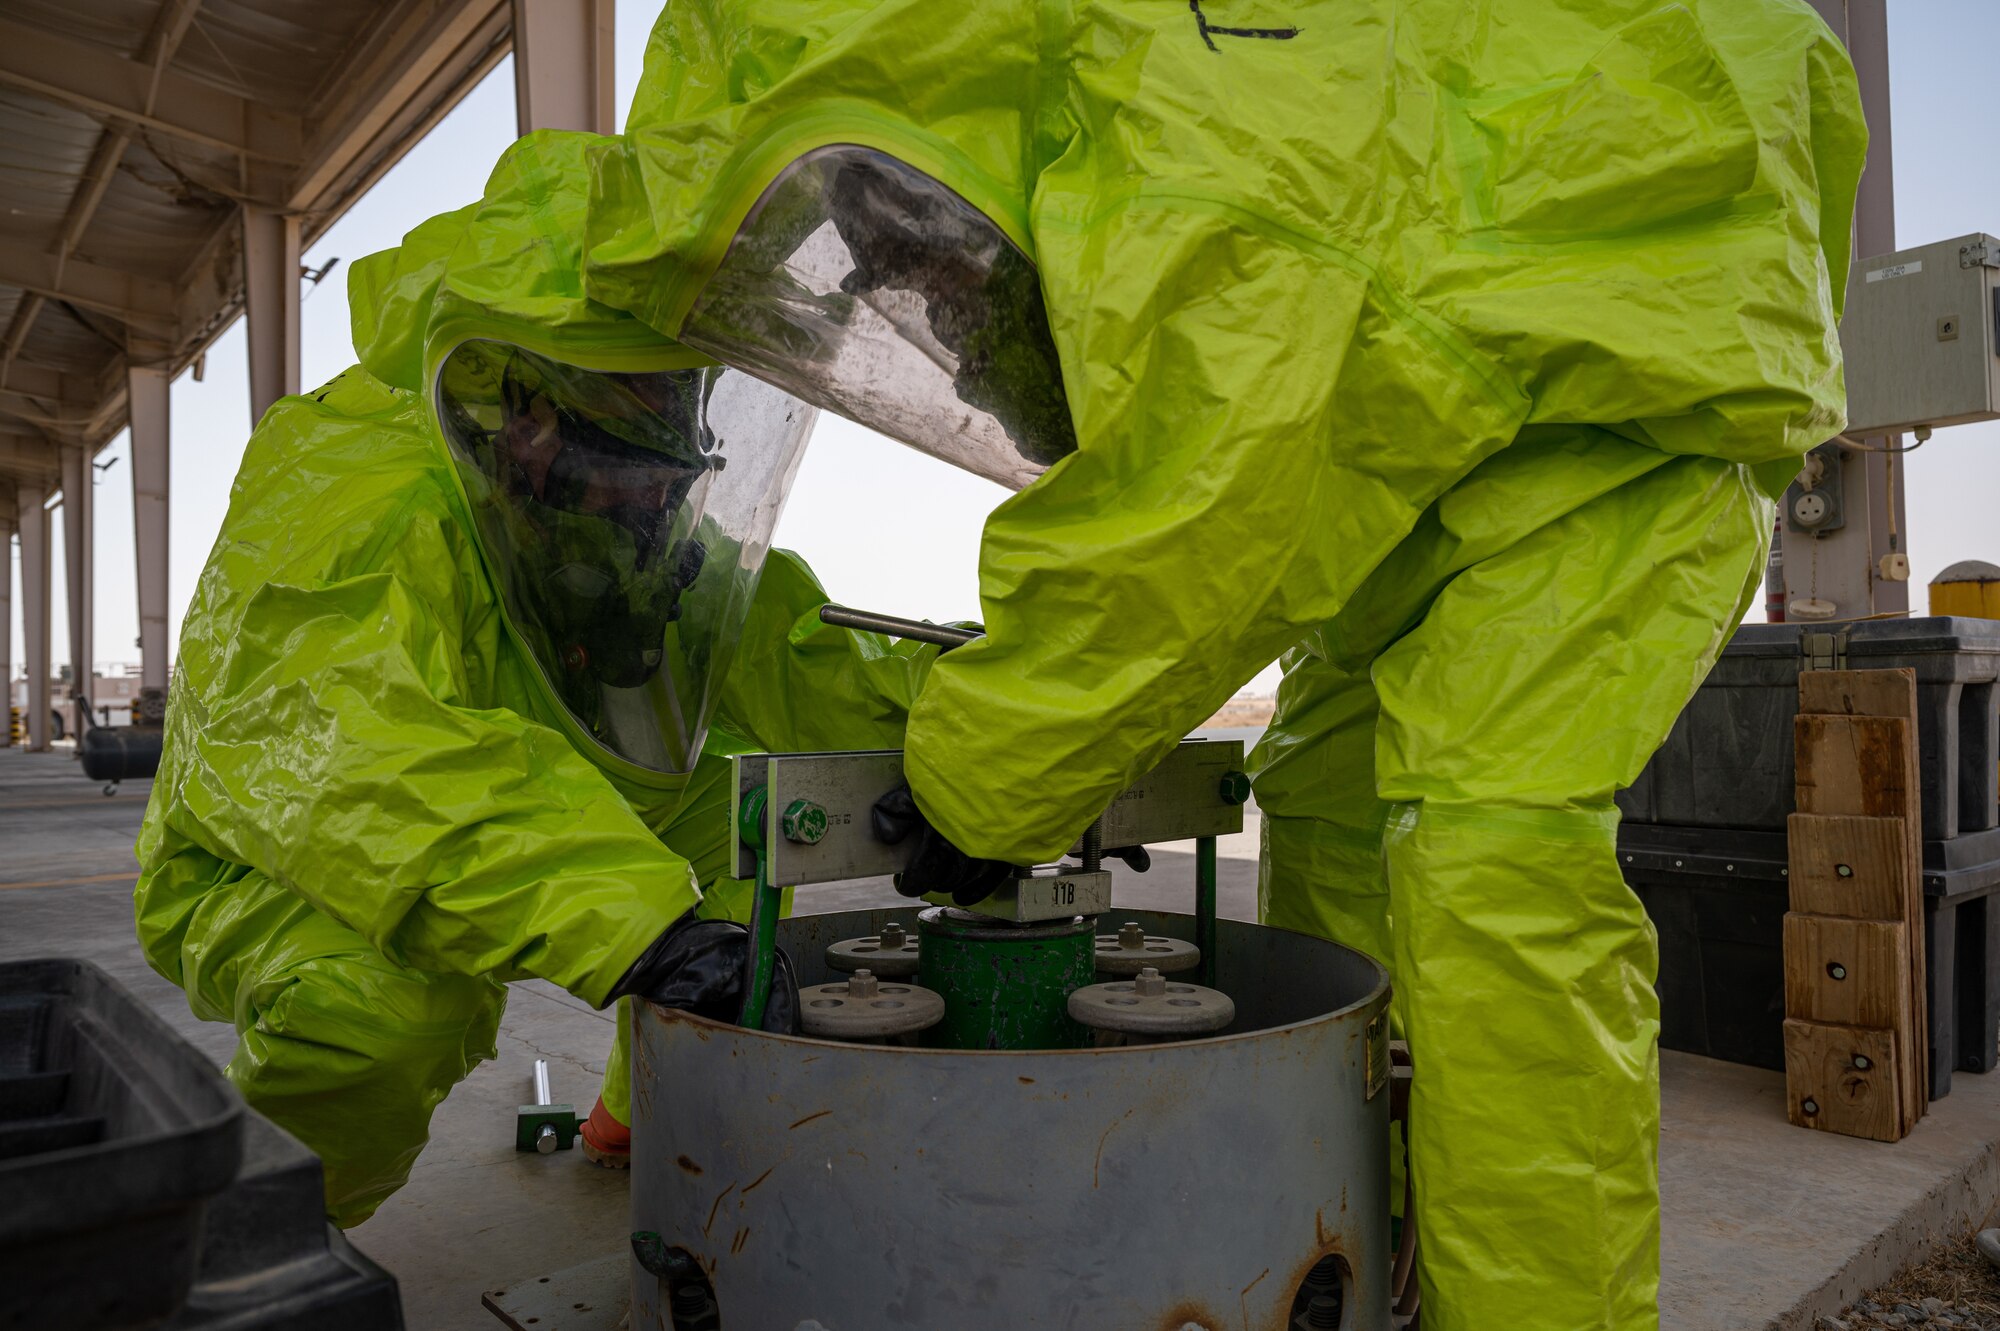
[879,921,908,950]
[781,799,829,845]
[1133,967,1167,998]
[847,969,880,999]
[1305,1294,1343,1328]
[1218,770,1251,806]
[1118,921,1147,950]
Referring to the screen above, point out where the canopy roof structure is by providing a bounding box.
[0,0,614,750]
[0,0,518,478]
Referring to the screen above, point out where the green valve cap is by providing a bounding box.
[1218,771,1251,806]
[782,799,829,845]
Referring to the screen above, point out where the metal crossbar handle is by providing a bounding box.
[819,604,982,650]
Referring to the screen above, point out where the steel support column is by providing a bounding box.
[243,205,301,426]
[511,0,615,136]
[128,365,171,708]
[19,483,50,751]
[59,444,93,738]
[1787,0,1906,620]
[0,512,12,748]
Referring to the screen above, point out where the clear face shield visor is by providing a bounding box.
[680,146,1077,492]
[434,340,815,773]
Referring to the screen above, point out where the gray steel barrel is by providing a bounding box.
[631,907,1392,1330]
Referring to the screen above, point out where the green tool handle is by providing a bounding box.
[735,782,783,1030]
[1196,835,1218,988]
[739,851,783,1029]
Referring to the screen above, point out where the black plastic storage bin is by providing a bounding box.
[1620,617,2000,842]
[0,957,245,1330]
[1621,822,2000,1101]
[162,1109,403,1330]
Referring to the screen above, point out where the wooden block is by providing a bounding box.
[1784,1018,1905,1142]
[1795,715,1914,818]
[1795,667,1928,1122]
[1787,814,1911,919]
[1798,668,1918,721]
[1783,913,1910,1028]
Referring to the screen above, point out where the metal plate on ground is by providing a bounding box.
[733,740,1247,886]
[482,1251,626,1331]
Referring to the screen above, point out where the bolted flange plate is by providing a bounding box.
[799,974,946,1040]
[1068,972,1235,1037]
[825,925,922,978]
[1093,921,1201,976]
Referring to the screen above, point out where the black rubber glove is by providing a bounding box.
[611,913,799,1034]
[871,783,1015,907]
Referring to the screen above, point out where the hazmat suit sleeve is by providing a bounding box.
[147,378,697,1007]
[898,209,1537,864]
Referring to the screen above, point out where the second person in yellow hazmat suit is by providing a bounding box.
[561,1,1868,1325]
[134,145,940,1223]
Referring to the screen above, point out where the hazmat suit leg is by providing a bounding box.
[1254,656,1394,964]
[1258,439,1770,1330]
[177,871,506,1228]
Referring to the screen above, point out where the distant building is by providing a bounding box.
[11,664,152,729]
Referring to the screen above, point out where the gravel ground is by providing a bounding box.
[1820,1219,2000,1330]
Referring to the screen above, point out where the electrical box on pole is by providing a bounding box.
[1841,234,2000,435]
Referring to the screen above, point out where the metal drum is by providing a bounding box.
[630,907,1392,1330]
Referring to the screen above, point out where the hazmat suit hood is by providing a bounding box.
[350,133,819,781]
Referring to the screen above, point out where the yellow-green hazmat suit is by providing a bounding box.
[134,141,936,1225]
[561,2,1866,1323]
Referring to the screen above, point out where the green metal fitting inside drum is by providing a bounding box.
[915,907,1095,1049]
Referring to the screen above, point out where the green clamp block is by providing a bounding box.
[516,1103,581,1154]
[781,798,829,844]
[1218,771,1252,806]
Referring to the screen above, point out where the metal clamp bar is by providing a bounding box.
[820,604,982,650]
[730,740,1248,888]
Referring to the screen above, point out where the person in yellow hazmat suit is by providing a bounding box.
[132,150,941,1224]
[547,1,1868,1324]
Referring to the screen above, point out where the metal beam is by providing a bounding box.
[288,0,510,221]
[512,0,616,136]
[0,237,179,331]
[128,365,169,698]
[0,435,61,485]
[59,443,93,738]
[243,207,301,424]
[0,388,124,439]
[0,16,301,164]
[18,481,50,751]
[0,295,47,391]
[1784,0,1906,621]
[0,513,11,748]
[43,1,205,308]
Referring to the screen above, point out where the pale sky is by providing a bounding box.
[12,4,2000,698]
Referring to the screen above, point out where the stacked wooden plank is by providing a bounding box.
[1782,669,1929,1142]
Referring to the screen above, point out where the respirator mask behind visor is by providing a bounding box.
[435,339,815,772]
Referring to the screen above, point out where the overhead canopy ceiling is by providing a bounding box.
[0,0,513,496]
